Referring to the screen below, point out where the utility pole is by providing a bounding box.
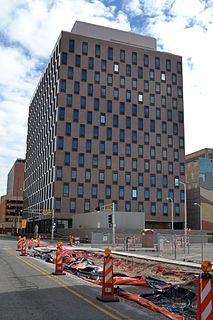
[112,202,115,247]
[51,209,55,241]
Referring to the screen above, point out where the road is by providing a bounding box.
[0,237,167,320]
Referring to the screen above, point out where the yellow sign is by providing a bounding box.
[105,204,113,210]
[21,219,27,229]
[42,210,50,215]
[201,260,212,273]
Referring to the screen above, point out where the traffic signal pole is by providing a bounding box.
[112,202,115,247]
[51,209,55,241]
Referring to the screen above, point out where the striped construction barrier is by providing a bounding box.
[17,236,23,251]
[197,272,213,320]
[20,238,27,256]
[52,242,65,276]
[96,248,119,302]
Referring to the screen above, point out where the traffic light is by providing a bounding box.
[52,222,56,230]
[108,214,112,227]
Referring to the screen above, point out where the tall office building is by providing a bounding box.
[186,148,213,230]
[24,21,185,232]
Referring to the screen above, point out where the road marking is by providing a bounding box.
[6,249,131,320]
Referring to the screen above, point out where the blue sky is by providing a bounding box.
[0,0,213,196]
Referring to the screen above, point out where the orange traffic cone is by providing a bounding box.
[52,242,65,276]
[96,248,119,302]
[20,238,27,256]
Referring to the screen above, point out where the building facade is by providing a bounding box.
[0,159,25,233]
[24,21,185,231]
[186,148,213,230]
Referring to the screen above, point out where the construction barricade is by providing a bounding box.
[20,237,27,256]
[16,236,23,251]
[52,242,65,276]
[96,248,119,302]
[197,260,213,320]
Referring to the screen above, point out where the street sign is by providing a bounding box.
[21,219,27,229]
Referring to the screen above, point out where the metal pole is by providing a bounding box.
[112,202,115,247]
[51,209,55,241]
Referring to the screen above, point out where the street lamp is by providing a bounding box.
[194,202,202,230]
[175,178,187,237]
[167,197,174,230]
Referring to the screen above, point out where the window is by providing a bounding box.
[101,86,106,98]
[80,96,86,109]
[144,132,149,144]
[94,71,100,84]
[63,183,69,197]
[150,120,155,132]
[94,98,99,111]
[144,54,149,67]
[150,174,156,187]
[162,121,167,133]
[156,134,161,146]
[155,57,160,69]
[168,135,173,147]
[82,42,88,55]
[132,52,137,64]
[132,78,137,90]
[88,84,93,96]
[125,172,131,185]
[138,118,143,130]
[132,131,137,143]
[120,76,125,88]
[58,107,65,120]
[61,52,67,64]
[177,61,182,74]
[99,170,105,183]
[161,72,166,81]
[107,128,112,140]
[71,168,77,181]
[172,73,177,84]
[60,79,66,92]
[138,145,143,158]
[150,147,156,159]
[126,144,131,156]
[138,66,143,78]
[56,167,62,180]
[100,141,105,154]
[138,202,144,212]
[132,158,137,171]
[172,98,177,109]
[100,113,106,125]
[149,69,155,80]
[126,64,131,76]
[178,86,183,97]
[87,111,92,124]
[75,54,81,67]
[178,111,184,123]
[77,184,84,197]
[64,152,70,166]
[126,90,131,102]
[180,163,185,175]
[126,116,131,129]
[101,59,107,71]
[85,169,91,182]
[144,188,150,200]
[81,69,87,82]
[163,175,168,187]
[113,115,118,127]
[138,93,143,103]
[93,126,99,139]
[105,185,111,198]
[119,186,124,199]
[112,171,118,184]
[155,82,160,94]
[107,74,113,86]
[151,202,156,215]
[166,59,171,71]
[80,124,85,137]
[167,84,172,96]
[65,122,71,136]
[120,102,125,114]
[114,88,119,100]
[69,39,75,52]
[144,80,149,92]
[67,67,74,79]
[156,108,161,119]
[79,153,84,167]
[132,187,137,199]
[162,148,167,160]
[173,123,178,135]
[179,137,184,148]
[88,57,94,69]
[108,47,113,60]
[175,204,180,216]
[161,96,166,107]
[55,198,61,212]
[157,189,162,201]
[144,106,149,118]
[120,49,125,62]
[107,100,112,112]
[73,109,79,122]
[167,110,172,121]
[119,157,125,170]
[67,94,72,107]
[114,63,119,73]
[84,200,90,212]
[92,184,98,198]
[174,149,179,161]
[92,155,98,168]
[138,173,143,186]
[163,203,168,216]
[74,81,80,94]
[106,156,112,169]
[156,160,162,173]
[95,44,101,57]
[86,139,92,152]
[168,162,173,174]
[70,199,76,212]
[113,142,118,155]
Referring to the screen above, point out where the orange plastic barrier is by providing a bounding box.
[116,288,184,320]
[17,236,23,251]
[197,273,213,320]
[52,245,65,276]
[20,238,27,256]
[96,253,119,302]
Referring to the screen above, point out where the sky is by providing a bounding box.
[0,0,213,197]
